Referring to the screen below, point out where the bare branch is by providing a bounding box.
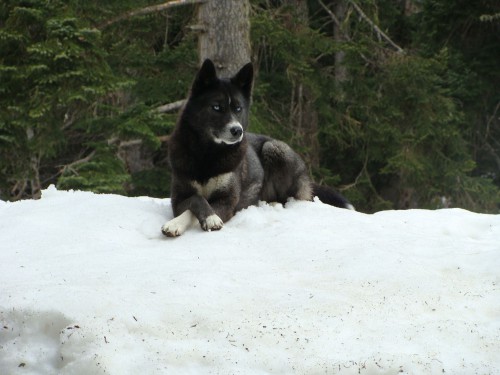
[98,0,206,30]
[479,13,500,22]
[317,0,342,31]
[60,151,97,174]
[317,0,374,66]
[348,0,404,53]
[485,100,500,139]
[155,99,186,113]
[114,136,170,148]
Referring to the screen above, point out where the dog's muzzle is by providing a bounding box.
[213,121,244,145]
[230,125,243,138]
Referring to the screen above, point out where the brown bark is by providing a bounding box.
[197,0,251,77]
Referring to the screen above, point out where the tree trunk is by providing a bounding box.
[334,0,348,86]
[197,0,251,77]
[318,0,348,87]
[284,0,320,171]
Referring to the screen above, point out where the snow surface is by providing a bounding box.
[1,185,499,375]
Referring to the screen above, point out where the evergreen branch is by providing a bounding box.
[348,0,404,53]
[98,0,206,30]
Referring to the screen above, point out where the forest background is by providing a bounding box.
[1,0,499,213]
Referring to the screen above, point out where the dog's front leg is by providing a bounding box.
[206,190,239,227]
[183,194,225,232]
[163,194,224,237]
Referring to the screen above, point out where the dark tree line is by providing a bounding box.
[1,0,499,212]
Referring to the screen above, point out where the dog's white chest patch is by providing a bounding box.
[191,172,233,198]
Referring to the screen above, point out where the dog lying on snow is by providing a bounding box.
[162,59,353,237]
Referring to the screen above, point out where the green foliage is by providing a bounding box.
[0,0,121,198]
[365,53,491,209]
[250,0,499,212]
[251,4,337,149]
[116,105,173,149]
[57,145,130,194]
[0,0,196,200]
[1,0,498,213]
[129,168,170,198]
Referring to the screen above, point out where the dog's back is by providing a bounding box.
[246,133,312,204]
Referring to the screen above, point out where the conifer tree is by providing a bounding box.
[0,0,122,199]
[1,0,498,212]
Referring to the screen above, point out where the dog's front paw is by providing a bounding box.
[201,214,224,232]
[161,210,195,237]
[161,222,182,237]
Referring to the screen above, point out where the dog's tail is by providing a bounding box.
[312,183,355,210]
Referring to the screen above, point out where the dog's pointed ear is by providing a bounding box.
[231,62,253,98]
[191,59,218,97]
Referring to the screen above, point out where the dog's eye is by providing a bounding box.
[212,104,222,112]
[234,106,242,113]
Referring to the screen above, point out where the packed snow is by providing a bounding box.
[1,185,499,374]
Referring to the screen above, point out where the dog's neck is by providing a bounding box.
[170,121,248,183]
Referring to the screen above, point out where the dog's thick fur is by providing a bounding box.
[162,59,352,237]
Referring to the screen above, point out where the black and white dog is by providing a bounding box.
[162,59,353,237]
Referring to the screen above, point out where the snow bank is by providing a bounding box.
[1,186,499,374]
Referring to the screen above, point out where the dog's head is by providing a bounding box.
[184,59,253,146]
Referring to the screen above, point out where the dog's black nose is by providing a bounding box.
[230,126,243,137]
